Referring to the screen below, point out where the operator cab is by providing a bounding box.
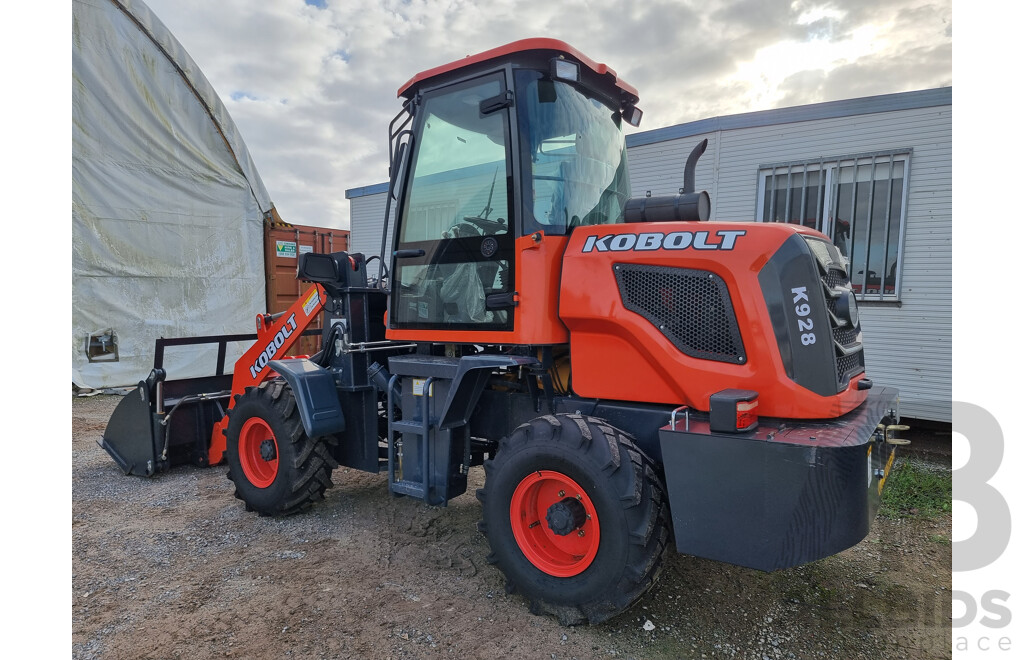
[385,39,641,342]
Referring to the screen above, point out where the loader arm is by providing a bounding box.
[208,284,327,465]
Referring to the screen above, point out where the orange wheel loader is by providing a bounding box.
[102,39,903,625]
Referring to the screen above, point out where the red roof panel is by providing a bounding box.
[397,38,639,101]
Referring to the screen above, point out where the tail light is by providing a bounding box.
[709,389,759,433]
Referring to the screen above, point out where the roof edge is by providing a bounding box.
[345,182,390,200]
[626,87,952,148]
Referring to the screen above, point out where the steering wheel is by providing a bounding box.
[460,215,507,234]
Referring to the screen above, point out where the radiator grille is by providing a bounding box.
[836,351,865,384]
[821,264,865,388]
[614,264,746,364]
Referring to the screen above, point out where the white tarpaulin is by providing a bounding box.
[73,0,272,388]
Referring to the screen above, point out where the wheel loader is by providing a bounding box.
[101,38,904,625]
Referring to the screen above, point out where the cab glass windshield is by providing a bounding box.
[515,70,630,234]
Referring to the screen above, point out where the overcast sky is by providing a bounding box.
[142,0,952,231]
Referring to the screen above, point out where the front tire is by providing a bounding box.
[477,414,670,625]
[225,380,338,516]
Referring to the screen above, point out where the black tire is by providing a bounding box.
[476,414,670,625]
[225,380,338,516]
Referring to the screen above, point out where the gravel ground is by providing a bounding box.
[72,393,951,659]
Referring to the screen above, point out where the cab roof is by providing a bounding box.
[397,38,639,102]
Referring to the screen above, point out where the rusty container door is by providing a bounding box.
[264,221,351,357]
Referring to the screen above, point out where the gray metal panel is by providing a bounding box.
[659,386,898,570]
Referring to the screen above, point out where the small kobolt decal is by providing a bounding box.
[581,230,746,253]
[249,313,298,379]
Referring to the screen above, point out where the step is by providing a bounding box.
[391,419,429,435]
[390,479,427,499]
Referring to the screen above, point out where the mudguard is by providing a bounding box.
[437,354,539,429]
[268,358,346,438]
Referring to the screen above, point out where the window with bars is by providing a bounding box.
[756,150,910,301]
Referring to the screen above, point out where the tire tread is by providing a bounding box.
[476,413,670,625]
[225,381,338,516]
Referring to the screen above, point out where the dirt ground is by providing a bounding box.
[72,394,952,660]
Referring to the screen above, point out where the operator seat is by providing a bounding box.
[438,220,506,324]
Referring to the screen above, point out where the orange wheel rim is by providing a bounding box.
[509,470,600,577]
[238,417,279,488]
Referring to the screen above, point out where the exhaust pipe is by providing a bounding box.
[682,139,707,195]
[624,139,710,223]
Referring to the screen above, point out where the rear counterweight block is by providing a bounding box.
[658,386,899,571]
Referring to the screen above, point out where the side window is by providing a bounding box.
[392,76,514,329]
[757,151,910,301]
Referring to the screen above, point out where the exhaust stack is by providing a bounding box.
[624,139,710,222]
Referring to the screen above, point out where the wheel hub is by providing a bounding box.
[546,497,587,536]
[238,417,280,488]
[509,470,601,577]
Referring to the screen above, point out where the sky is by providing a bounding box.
[141,0,952,231]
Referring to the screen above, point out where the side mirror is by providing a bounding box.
[622,105,643,127]
[299,251,369,294]
[298,252,340,282]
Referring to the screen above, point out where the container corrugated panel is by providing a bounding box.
[264,221,350,356]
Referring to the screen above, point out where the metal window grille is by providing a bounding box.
[757,150,911,301]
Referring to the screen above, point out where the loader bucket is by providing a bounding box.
[99,334,252,476]
[101,378,161,476]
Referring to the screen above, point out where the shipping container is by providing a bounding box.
[264,216,350,356]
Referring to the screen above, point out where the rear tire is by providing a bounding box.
[477,414,670,625]
[225,380,338,516]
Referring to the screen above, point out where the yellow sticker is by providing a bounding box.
[302,289,320,317]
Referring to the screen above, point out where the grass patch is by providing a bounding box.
[880,460,951,519]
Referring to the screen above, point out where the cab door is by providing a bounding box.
[389,74,516,332]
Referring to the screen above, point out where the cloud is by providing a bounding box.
[140,0,952,231]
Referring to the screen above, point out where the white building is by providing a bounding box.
[346,88,951,423]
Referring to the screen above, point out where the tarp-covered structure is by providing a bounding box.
[73,0,272,388]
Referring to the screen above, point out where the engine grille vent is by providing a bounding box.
[614,264,746,364]
[836,351,865,384]
[821,264,865,388]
